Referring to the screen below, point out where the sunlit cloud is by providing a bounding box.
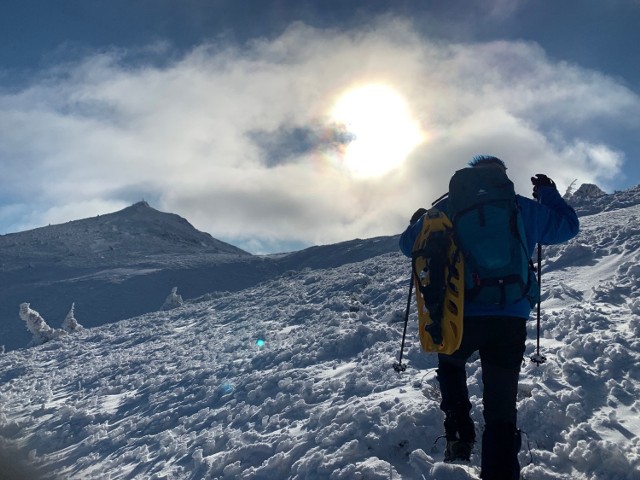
[0,18,637,253]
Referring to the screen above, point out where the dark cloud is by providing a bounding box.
[249,123,355,167]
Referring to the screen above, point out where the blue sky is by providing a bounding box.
[1,0,639,253]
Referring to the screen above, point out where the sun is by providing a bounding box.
[330,83,425,179]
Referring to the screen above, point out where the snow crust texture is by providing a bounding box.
[0,196,639,479]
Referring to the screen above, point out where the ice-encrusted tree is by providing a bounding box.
[563,179,578,199]
[161,287,184,311]
[19,303,65,346]
[62,303,83,333]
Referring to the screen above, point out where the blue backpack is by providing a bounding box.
[446,167,539,307]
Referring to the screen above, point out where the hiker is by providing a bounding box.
[399,155,579,480]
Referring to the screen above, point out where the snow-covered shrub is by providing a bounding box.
[62,303,83,333]
[19,303,65,346]
[161,287,183,311]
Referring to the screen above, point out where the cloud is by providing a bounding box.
[248,122,355,168]
[0,18,637,252]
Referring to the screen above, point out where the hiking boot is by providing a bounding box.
[444,408,476,444]
[444,439,473,462]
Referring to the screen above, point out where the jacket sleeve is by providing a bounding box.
[399,217,423,257]
[519,187,580,248]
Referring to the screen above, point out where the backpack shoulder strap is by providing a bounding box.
[431,191,449,206]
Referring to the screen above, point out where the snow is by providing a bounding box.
[0,190,639,479]
[0,201,398,352]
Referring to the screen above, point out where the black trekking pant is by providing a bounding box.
[437,316,526,480]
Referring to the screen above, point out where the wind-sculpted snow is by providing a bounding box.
[0,198,639,479]
[542,204,640,308]
[1,215,640,480]
[1,254,441,479]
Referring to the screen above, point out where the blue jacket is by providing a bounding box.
[399,186,580,319]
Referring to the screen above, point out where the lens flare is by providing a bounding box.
[220,382,234,394]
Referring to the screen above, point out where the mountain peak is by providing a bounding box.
[566,183,640,216]
[120,200,154,214]
[0,202,250,272]
[572,183,607,199]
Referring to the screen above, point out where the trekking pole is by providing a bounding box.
[393,274,414,373]
[531,242,547,366]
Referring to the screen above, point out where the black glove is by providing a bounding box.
[410,208,427,225]
[531,174,556,199]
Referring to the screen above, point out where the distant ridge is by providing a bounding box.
[566,183,640,216]
[0,201,249,272]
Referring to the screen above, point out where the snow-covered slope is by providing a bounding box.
[0,190,639,479]
[0,202,253,351]
[0,201,398,351]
